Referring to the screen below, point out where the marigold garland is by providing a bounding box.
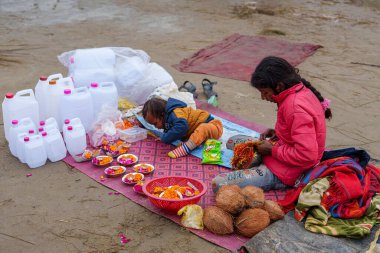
[231,140,262,170]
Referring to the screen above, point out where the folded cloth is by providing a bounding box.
[279,156,380,219]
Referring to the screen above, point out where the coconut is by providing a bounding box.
[218,184,241,194]
[203,206,234,235]
[241,185,265,208]
[216,187,245,215]
[263,200,285,221]
[235,208,270,237]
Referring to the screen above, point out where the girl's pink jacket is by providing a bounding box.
[263,83,326,186]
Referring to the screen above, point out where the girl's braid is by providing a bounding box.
[301,78,332,119]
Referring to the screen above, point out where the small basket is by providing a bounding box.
[142,176,207,213]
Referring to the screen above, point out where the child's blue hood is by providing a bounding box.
[165,98,187,114]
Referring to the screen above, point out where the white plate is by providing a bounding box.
[133,163,155,174]
[104,166,126,178]
[122,172,144,185]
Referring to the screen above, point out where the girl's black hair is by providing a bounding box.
[251,56,332,119]
[142,97,167,119]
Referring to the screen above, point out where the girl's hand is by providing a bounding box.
[256,140,273,156]
[259,129,277,141]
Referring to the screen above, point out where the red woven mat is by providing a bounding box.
[63,101,289,251]
[173,33,322,81]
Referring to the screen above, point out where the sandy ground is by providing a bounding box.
[0,0,379,252]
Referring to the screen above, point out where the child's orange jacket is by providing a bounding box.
[160,98,213,144]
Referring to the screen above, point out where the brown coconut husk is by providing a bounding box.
[241,185,265,208]
[235,208,270,237]
[263,200,285,221]
[218,184,241,194]
[203,206,234,235]
[216,187,245,215]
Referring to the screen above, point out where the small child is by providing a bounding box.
[142,97,223,158]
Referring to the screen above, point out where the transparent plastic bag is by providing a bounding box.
[89,105,124,147]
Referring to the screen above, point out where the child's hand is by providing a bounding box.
[259,129,277,141]
[256,140,273,156]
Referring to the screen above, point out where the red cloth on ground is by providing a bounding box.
[173,33,322,81]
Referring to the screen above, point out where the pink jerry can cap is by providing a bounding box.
[64,89,72,95]
[11,120,18,124]
[90,83,98,88]
[40,121,45,126]
[64,119,70,124]
[24,136,30,142]
[41,132,47,137]
[29,130,35,134]
[40,76,48,81]
[5,93,14,99]
[67,126,73,131]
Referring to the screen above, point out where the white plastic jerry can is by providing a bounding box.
[59,87,94,132]
[89,82,118,116]
[64,125,86,156]
[2,89,39,141]
[44,117,59,132]
[35,73,66,121]
[35,75,48,120]
[62,118,82,139]
[8,118,36,157]
[16,133,29,163]
[8,120,20,157]
[41,129,67,162]
[44,78,74,130]
[24,135,47,168]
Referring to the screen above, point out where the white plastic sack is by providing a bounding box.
[57,47,150,70]
[68,48,116,72]
[115,56,147,88]
[71,68,114,88]
[111,47,150,63]
[57,47,151,90]
[148,82,196,109]
[117,62,174,105]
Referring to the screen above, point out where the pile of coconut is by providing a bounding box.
[203,185,284,237]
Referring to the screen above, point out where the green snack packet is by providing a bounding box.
[202,139,222,165]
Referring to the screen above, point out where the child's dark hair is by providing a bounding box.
[251,56,332,119]
[142,97,167,119]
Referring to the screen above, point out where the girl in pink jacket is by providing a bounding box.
[212,56,332,192]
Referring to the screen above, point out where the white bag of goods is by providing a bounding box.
[117,62,174,105]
